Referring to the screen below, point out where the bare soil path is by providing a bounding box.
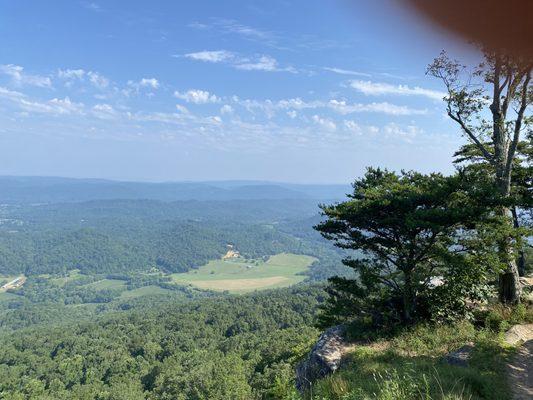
[505,324,533,400]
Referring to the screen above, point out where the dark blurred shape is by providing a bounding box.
[405,0,533,59]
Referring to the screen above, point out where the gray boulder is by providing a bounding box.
[504,324,533,346]
[443,343,474,367]
[295,325,350,392]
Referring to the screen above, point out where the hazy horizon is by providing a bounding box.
[0,173,353,186]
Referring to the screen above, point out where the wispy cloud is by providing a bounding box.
[235,97,426,116]
[382,122,422,142]
[0,86,25,99]
[220,104,234,115]
[349,80,445,101]
[328,99,427,116]
[216,19,272,40]
[181,50,297,73]
[57,68,111,90]
[58,69,86,80]
[323,67,371,77]
[343,120,362,134]
[92,103,118,119]
[175,104,190,114]
[19,97,84,115]
[126,77,160,93]
[188,18,344,52]
[138,78,159,89]
[82,2,101,12]
[174,89,219,104]
[312,115,336,131]
[184,50,235,63]
[87,71,109,89]
[234,55,296,73]
[0,64,52,88]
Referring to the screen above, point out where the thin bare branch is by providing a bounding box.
[447,111,495,164]
[506,68,532,176]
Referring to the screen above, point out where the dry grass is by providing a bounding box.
[191,276,290,292]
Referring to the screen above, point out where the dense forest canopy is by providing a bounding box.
[0,198,343,276]
[0,286,325,400]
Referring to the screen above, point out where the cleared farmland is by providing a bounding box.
[170,253,316,293]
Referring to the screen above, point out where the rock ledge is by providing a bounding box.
[295,325,350,392]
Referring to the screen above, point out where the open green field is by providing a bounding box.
[119,285,173,299]
[171,253,317,293]
[48,269,84,285]
[85,279,127,290]
[0,291,19,302]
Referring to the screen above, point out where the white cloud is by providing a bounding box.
[215,19,272,40]
[174,89,219,104]
[93,103,114,112]
[343,120,362,134]
[276,98,322,110]
[0,86,25,99]
[188,21,209,30]
[83,2,101,11]
[312,115,336,131]
[235,55,295,73]
[184,50,235,63]
[125,78,160,94]
[328,99,426,116]
[92,103,118,119]
[58,69,86,80]
[323,67,371,77]
[87,71,109,89]
[349,80,445,100]
[176,104,190,113]
[382,123,423,140]
[220,104,234,114]
[19,97,84,115]
[0,64,52,88]
[287,110,297,119]
[139,78,159,89]
[234,97,425,117]
[183,50,296,73]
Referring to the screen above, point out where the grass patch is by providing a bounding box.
[0,291,20,302]
[119,285,172,299]
[171,253,316,293]
[47,269,84,285]
[309,322,513,400]
[84,279,127,290]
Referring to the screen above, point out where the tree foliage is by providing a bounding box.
[427,49,532,303]
[315,168,498,326]
[0,287,323,400]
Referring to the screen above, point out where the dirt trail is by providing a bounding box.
[505,325,533,400]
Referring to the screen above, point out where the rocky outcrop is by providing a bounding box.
[505,324,533,346]
[295,325,351,392]
[443,343,474,367]
[521,276,533,304]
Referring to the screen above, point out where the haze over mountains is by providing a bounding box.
[0,176,351,204]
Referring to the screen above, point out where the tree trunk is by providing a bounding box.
[495,165,522,303]
[511,206,526,277]
[403,271,415,323]
[496,205,522,304]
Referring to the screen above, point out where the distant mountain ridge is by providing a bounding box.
[0,176,350,204]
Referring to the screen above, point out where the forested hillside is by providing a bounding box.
[0,286,324,399]
[0,199,343,276]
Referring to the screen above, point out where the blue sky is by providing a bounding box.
[0,0,477,183]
